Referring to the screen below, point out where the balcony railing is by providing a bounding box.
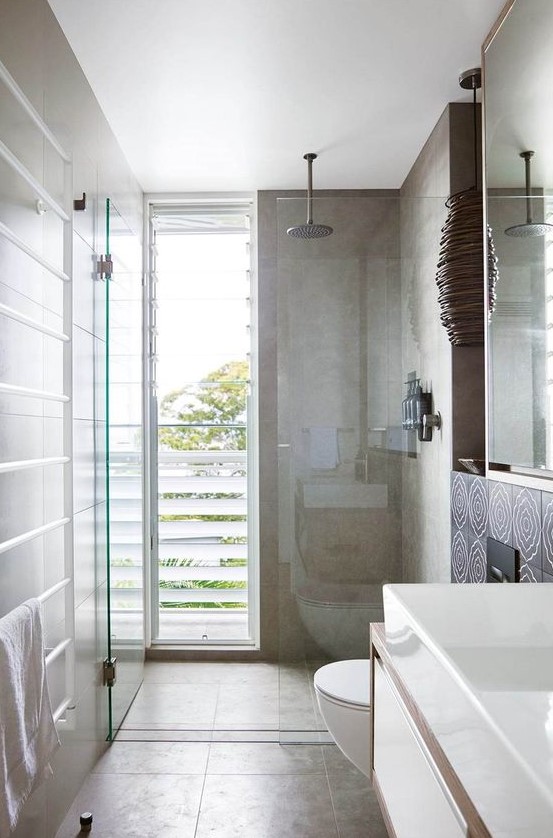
[109,449,248,637]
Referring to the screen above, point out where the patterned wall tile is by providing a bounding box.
[520,562,542,583]
[541,492,553,574]
[542,570,553,583]
[512,486,541,570]
[467,535,486,582]
[488,481,512,545]
[468,477,488,539]
[451,528,469,583]
[451,472,468,531]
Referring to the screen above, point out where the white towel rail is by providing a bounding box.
[0,382,69,402]
[0,59,70,162]
[0,456,70,475]
[38,578,75,725]
[53,697,74,725]
[38,577,71,605]
[0,138,69,221]
[0,303,70,341]
[45,637,71,668]
[0,220,69,281]
[0,56,76,735]
[0,517,70,556]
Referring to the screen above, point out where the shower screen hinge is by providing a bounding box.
[97,254,113,280]
[103,656,117,687]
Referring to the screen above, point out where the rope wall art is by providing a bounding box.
[436,189,498,346]
[435,67,499,347]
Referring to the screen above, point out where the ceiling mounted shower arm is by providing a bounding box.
[504,150,553,237]
[459,67,481,190]
[286,152,333,239]
[522,150,534,224]
[304,152,316,225]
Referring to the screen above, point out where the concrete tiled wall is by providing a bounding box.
[400,103,484,583]
[258,190,402,660]
[451,471,553,584]
[400,108,452,583]
[0,1,143,835]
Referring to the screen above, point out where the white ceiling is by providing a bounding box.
[47,0,507,193]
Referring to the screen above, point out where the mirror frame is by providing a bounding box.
[483,0,553,487]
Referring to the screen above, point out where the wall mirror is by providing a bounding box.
[485,0,553,475]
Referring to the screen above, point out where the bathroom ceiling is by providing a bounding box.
[47,0,506,192]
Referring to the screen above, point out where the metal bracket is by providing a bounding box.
[421,411,442,442]
[97,254,113,279]
[103,656,117,687]
[73,192,86,211]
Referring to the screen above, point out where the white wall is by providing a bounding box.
[0,0,143,834]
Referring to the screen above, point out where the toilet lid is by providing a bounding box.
[314,659,370,708]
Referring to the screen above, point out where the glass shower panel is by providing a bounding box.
[276,196,403,733]
[106,198,145,737]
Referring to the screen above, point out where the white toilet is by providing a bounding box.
[314,659,371,777]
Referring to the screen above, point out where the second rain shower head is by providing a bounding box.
[505,151,553,237]
[286,153,333,239]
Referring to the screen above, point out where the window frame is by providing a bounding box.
[143,193,259,650]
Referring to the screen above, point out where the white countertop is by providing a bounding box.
[383,583,553,838]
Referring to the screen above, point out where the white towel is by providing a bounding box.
[0,599,60,837]
[309,426,339,469]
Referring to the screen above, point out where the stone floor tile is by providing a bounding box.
[93,741,210,775]
[213,683,279,726]
[55,773,204,838]
[195,774,339,838]
[207,742,326,775]
[143,661,279,686]
[327,770,388,838]
[121,683,219,727]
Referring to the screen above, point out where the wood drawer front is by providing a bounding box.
[374,659,468,838]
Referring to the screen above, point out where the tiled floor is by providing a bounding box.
[55,662,388,838]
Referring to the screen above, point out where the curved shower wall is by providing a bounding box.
[276,195,403,670]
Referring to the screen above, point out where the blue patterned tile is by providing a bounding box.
[468,477,488,539]
[541,492,553,574]
[467,535,486,582]
[512,486,541,569]
[451,528,469,583]
[487,481,512,544]
[451,472,469,532]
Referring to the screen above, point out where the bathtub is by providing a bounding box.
[296,579,384,659]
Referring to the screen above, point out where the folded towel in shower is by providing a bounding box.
[0,598,60,837]
[309,426,339,469]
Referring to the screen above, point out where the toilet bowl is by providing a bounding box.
[296,581,384,659]
[314,659,371,777]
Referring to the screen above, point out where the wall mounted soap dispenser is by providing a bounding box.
[402,373,441,442]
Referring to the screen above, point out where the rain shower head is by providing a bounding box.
[505,151,553,237]
[286,153,333,239]
[504,220,552,238]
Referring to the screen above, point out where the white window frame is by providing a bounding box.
[143,193,259,650]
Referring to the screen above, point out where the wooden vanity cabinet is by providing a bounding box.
[370,624,491,838]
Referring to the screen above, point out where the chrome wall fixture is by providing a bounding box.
[435,68,499,345]
[402,374,441,443]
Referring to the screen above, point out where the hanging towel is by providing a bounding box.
[309,426,339,469]
[0,599,60,837]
